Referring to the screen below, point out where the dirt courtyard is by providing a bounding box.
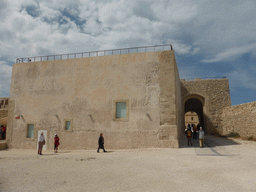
[0,136,256,192]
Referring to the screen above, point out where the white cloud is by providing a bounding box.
[0,62,12,97]
[0,0,202,61]
[152,0,199,23]
[228,69,256,90]
[172,42,200,55]
[1,0,256,100]
[201,43,256,63]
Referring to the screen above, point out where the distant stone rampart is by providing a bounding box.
[0,97,9,125]
[221,101,256,137]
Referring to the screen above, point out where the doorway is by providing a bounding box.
[184,97,205,132]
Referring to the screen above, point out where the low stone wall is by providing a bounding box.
[221,101,256,137]
[0,142,7,150]
[0,110,8,120]
[0,110,8,126]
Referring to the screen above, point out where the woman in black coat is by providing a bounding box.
[97,133,106,153]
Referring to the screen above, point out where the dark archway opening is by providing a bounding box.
[184,98,205,132]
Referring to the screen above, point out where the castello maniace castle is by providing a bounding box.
[1,44,256,150]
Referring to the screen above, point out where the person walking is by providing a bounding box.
[185,128,193,146]
[198,127,205,148]
[2,125,6,140]
[0,125,3,140]
[97,133,106,153]
[193,124,198,139]
[38,132,45,155]
[54,134,60,153]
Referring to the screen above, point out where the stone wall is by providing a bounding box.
[158,51,180,148]
[181,78,231,134]
[0,110,8,124]
[9,50,180,150]
[0,97,9,126]
[221,101,256,137]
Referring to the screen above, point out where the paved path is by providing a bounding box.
[0,136,256,192]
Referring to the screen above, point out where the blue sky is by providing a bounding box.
[0,0,256,105]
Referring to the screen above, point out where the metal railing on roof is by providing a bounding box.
[181,76,227,81]
[16,44,173,63]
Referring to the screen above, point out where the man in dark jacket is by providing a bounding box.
[185,128,193,146]
[97,133,106,153]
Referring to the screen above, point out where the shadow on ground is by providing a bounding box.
[179,135,240,148]
[98,151,115,153]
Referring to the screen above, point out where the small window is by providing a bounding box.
[65,121,71,130]
[191,117,193,120]
[113,99,129,121]
[27,124,34,138]
[116,102,126,118]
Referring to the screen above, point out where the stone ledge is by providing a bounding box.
[158,140,179,148]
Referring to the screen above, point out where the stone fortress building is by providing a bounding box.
[2,44,255,150]
[184,111,199,126]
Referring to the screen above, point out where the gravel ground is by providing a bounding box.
[0,136,256,192]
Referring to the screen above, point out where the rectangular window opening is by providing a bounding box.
[65,121,71,130]
[27,124,34,138]
[116,102,126,118]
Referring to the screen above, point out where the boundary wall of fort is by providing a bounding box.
[221,101,256,137]
[0,97,9,126]
[8,50,181,150]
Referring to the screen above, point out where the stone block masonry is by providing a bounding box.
[221,101,256,137]
[0,110,8,122]
[0,97,9,125]
[181,78,231,135]
[8,50,181,150]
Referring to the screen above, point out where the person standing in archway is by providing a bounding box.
[192,124,198,139]
[198,127,205,148]
[185,127,193,146]
[197,123,200,132]
[38,132,45,155]
[54,134,60,153]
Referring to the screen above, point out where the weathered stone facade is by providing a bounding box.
[0,97,9,126]
[0,110,8,124]
[181,78,231,134]
[0,97,8,148]
[221,101,256,137]
[8,50,182,150]
[185,111,199,126]
[6,48,236,150]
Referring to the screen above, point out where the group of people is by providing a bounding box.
[37,132,60,155]
[0,125,6,140]
[37,127,204,155]
[185,123,205,148]
[37,132,106,154]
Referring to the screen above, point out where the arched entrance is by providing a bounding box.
[184,95,206,133]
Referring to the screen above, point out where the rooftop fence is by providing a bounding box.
[16,44,173,63]
[181,76,227,81]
